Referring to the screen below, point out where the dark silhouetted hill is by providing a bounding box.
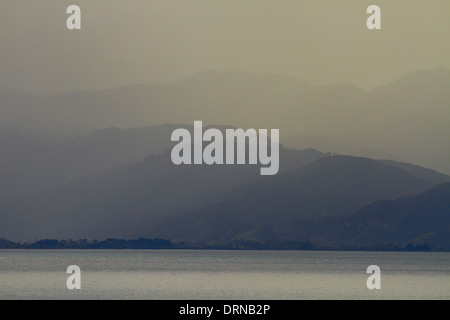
[150,156,438,242]
[338,182,450,250]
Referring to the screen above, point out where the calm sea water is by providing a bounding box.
[0,250,449,300]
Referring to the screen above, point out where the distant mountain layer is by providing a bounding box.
[1,67,449,174]
[333,183,450,250]
[0,124,183,203]
[153,178,450,250]
[0,146,325,241]
[0,67,448,250]
[0,123,251,203]
[0,143,448,248]
[377,160,450,185]
[150,156,438,243]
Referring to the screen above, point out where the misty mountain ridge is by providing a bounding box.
[149,155,439,242]
[0,124,185,203]
[1,67,448,174]
[1,148,447,243]
[0,67,448,247]
[330,182,450,250]
[250,182,450,250]
[0,144,326,241]
[370,67,450,95]
[0,122,263,203]
[0,119,447,205]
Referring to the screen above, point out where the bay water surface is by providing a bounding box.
[0,250,449,299]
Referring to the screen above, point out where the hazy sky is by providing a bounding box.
[1,0,449,93]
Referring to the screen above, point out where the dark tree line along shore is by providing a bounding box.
[0,237,435,251]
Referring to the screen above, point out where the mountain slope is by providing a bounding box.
[377,159,450,185]
[0,146,324,241]
[0,124,187,203]
[151,156,437,242]
[339,182,450,249]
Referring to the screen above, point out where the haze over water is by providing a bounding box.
[1,250,449,300]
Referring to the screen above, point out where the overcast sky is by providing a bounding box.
[1,0,449,93]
